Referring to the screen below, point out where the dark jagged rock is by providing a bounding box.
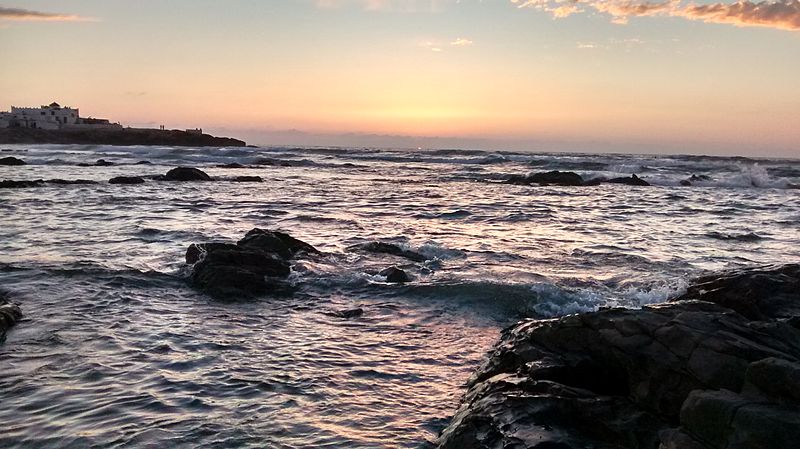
[327,308,364,319]
[0,156,25,166]
[78,159,114,167]
[135,160,153,165]
[237,228,320,260]
[506,170,585,186]
[438,264,800,449]
[109,176,146,185]
[680,180,692,186]
[163,167,212,182]
[186,229,318,298]
[380,266,410,283]
[45,179,98,185]
[672,264,800,320]
[607,173,650,186]
[0,180,44,188]
[352,242,427,262]
[0,292,23,342]
[232,175,263,182]
[216,162,248,168]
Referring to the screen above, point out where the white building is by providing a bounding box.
[0,102,122,130]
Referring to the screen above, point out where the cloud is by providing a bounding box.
[511,0,800,31]
[450,37,474,46]
[0,7,87,22]
[315,0,452,12]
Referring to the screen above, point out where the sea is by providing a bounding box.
[1,144,799,448]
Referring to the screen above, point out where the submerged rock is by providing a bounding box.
[380,266,410,283]
[45,179,98,185]
[437,264,800,449]
[607,173,650,186]
[163,167,212,181]
[0,180,44,188]
[186,229,317,298]
[216,162,248,168]
[0,156,25,166]
[0,292,22,342]
[232,175,263,182]
[506,170,585,186]
[78,159,115,167]
[109,176,146,185]
[352,242,427,262]
[326,308,364,319]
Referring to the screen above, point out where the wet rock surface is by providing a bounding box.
[505,171,651,187]
[46,179,98,185]
[0,291,22,342]
[380,266,410,283]
[163,167,212,182]
[186,229,318,298]
[351,241,428,262]
[438,264,800,449]
[231,175,263,182]
[1,180,44,188]
[109,176,146,185]
[0,156,25,166]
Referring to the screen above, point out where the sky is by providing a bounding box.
[0,0,798,156]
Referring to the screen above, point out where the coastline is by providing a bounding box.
[0,127,246,147]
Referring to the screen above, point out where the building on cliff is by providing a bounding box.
[0,102,123,130]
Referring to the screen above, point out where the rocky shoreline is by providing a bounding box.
[437,264,800,449]
[0,127,245,147]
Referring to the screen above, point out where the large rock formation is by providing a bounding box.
[438,264,800,449]
[350,241,428,262]
[163,167,212,182]
[186,229,318,298]
[0,292,22,342]
[0,156,25,166]
[505,171,651,187]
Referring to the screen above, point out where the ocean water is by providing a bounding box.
[1,144,799,448]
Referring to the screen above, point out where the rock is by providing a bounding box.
[680,180,692,186]
[437,264,800,449]
[672,264,800,320]
[109,176,146,185]
[237,228,319,260]
[380,266,410,283]
[216,163,247,168]
[690,174,711,181]
[95,159,114,166]
[135,160,153,165]
[0,292,22,342]
[327,308,364,319]
[0,180,44,188]
[352,242,427,262]
[186,229,317,298]
[506,170,585,186]
[187,242,290,298]
[163,167,212,181]
[607,173,650,186]
[0,156,25,166]
[45,179,98,185]
[232,175,263,182]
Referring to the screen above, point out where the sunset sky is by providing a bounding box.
[1,0,798,155]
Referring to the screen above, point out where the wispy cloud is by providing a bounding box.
[511,0,800,31]
[450,37,474,46]
[420,37,475,51]
[0,6,88,22]
[316,0,453,12]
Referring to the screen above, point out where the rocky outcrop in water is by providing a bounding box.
[109,176,146,185]
[77,159,115,167]
[186,229,319,298]
[607,173,651,186]
[0,292,22,342]
[351,242,428,262]
[0,180,44,188]
[46,179,98,185]
[505,171,651,187]
[380,266,411,283]
[0,156,25,166]
[438,264,800,449]
[232,175,263,182]
[163,167,212,182]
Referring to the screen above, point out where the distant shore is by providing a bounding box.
[0,127,246,147]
